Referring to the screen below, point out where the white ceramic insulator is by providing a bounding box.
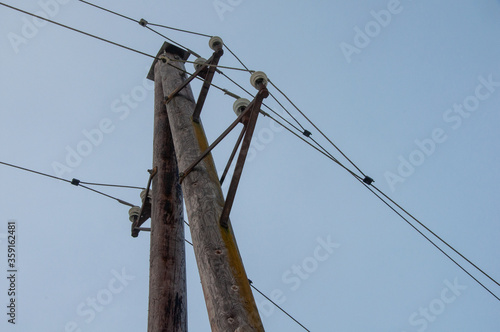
[233,98,251,116]
[194,57,208,71]
[250,71,268,89]
[128,206,141,222]
[209,36,223,51]
[140,189,151,203]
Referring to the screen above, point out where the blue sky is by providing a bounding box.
[1,0,499,331]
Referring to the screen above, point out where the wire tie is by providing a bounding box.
[71,178,80,186]
[139,18,148,27]
[363,176,374,185]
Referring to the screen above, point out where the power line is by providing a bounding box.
[0,161,136,207]
[214,68,309,137]
[78,0,138,23]
[77,0,204,58]
[72,0,329,166]
[223,43,251,73]
[217,44,312,137]
[267,79,367,177]
[79,184,135,207]
[172,58,252,72]
[144,25,201,58]
[78,0,212,38]
[272,111,500,299]
[250,282,311,332]
[147,22,212,38]
[359,179,500,302]
[0,2,158,60]
[264,104,500,300]
[3,0,354,196]
[206,55,495,297]
[371,183,500,288]
[79,181,145,190]
[7,0,498,310]
[84,0,369,187]
[182,221,311,331]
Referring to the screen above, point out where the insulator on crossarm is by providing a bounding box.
[250,71,268,89]
[194,57,208,71]
[233,98,250,116]
[209,36,223,51]
[128,206,141,222]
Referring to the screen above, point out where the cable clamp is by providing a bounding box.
[363,176,374,185]
[303,130,312,138]
[138,18,148,27]
[71,178,80,186]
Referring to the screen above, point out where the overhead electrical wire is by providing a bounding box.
[182,221,311,331]
[78,181,144,190]
[0,161,137,207]
[250,282,311,332]
[78,0,212,38]
[371,184,500,288]
[172,58,252,72]
[143,25,201,58]
[189,12,500,296]
[212,49,500,301]
[78,0,207,58]
[0,3,317,325]
[0,2,159,61]
[5,0,499,308]
[147,22,212,38]
[78,0,137,23]
[267,79,367,177]
[359,179,500,301]
[76,0,310,139]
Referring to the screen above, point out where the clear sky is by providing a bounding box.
[1,0,499,331]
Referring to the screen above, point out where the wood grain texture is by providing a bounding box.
[156,51,264,332]
[147,69,187,332]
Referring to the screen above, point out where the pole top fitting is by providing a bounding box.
[147,42,191,81]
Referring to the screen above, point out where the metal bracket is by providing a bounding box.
[179,103,250,184]
[178,87,268,228]
[219,87,269,228]
[131,167,157,237]
[192,48,223,123]
[163,48,223,124]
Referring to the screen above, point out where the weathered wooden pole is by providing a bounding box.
[150,42,264,332]
[147,47,187,331]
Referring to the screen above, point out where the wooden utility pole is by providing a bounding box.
[146,47,187,331]
[149,42,264,331]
